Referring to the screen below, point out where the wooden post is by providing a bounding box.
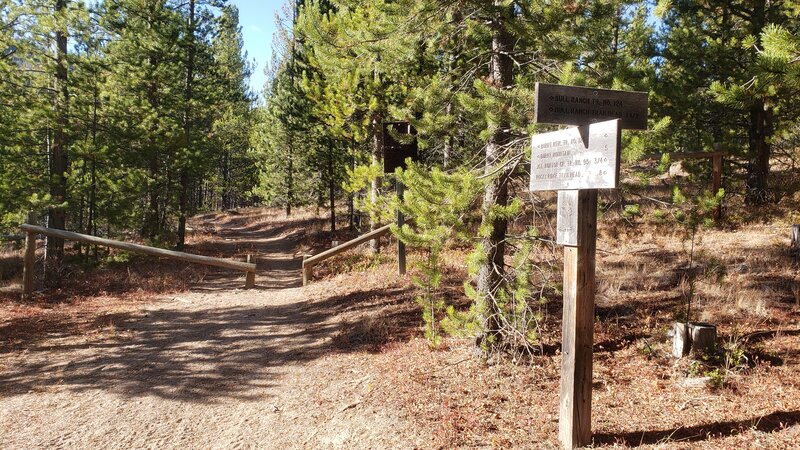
[245,254,255,289]
[712,154,723,224]
[22,212,37,299]
[559,189,597,450]
[302,255,311,286]
[396,179,406,276]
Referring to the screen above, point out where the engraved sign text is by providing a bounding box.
[529,119,621,191]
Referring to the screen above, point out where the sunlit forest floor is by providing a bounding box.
[2,179,800,448]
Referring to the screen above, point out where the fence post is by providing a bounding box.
[245,254,255,289]
[396,179,406,276]
[302,256,312,286]
[22,211,37,299]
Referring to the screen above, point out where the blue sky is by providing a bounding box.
[230,0,285,99]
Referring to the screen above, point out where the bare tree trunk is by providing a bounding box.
[329,142,336,232]
[475,3,514,351]
[89,67,98,257]
[47,0,69,267]
[221,151,231,209]
[369,113,382,252]
[746,101,773,204]
[444,102,452,169]
[143,50,161,239]
[177,0,196,251]
[348,138,355,231]
[743,0,774,205]
[286,151,293,216]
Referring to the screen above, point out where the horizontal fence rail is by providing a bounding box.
[20,224,256,297]
[302,219,412,285]
[641,151,729,161]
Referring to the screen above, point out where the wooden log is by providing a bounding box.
[19,224,256,274]
[690,323,717,355]
[672,322,691,358]
[22,212,37,299]
[559,189,597,449]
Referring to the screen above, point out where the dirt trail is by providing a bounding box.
[0,213,423,449]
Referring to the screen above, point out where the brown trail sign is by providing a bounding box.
[534,82,648,130]
[531,84,647,450]
[383,121,418,275]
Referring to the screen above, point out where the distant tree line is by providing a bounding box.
[3,0,799,346]
[0,0,257,259]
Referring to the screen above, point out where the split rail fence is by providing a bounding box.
[20,219,256,298]
[302,219,412,285]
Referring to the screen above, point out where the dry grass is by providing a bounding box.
[309,177,800,448]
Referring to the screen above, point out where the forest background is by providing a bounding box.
[2,0,800,345]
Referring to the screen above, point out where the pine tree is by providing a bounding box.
[210,5,257,210]
[658,0,800,203]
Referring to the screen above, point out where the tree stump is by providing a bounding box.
[690,323,717,355]
[672,322,691,358]
[792,225,800,259]
[673,322,717,357]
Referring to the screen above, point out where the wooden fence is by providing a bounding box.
[643,150,728,223]
[302,220,412,286]
[20,223,256,298]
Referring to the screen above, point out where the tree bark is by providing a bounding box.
[47,0,69,266]
[744,0,774,205]
[475,3,514,350]
[369,112,382,253]
[143,50,161,239]
[745,96,774,204]
[329,142,336,232]
[221,151,231,209]
[177,0,196,251]
[348,143,355,232]
[443,102,452,169]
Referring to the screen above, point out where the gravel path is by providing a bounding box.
[0,215,422,449]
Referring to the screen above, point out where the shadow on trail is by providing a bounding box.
[0,285,417,403]
[594,409,800,447]
[185,224,308,291]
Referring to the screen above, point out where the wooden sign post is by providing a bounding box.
[531,83,647,449]
[383,121,418,276]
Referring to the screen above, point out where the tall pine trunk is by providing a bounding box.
[47,0,69,266]
[369,112,382,252]
[286,151,293,216]
[221,151,231,209]
[328,142,336,232]
[144,52,161,239]
[745,0,773,205]
[348,137,355,231]
[177,0,196,251]
[475,4,514,350]
[746,101,773,204]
